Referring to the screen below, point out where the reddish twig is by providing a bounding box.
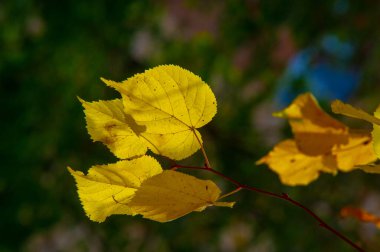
[171,164,364,252]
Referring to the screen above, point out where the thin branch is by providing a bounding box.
[172,164,364,252]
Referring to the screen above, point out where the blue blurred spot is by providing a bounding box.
[286,49,315,77]
[307,63,360,101]
[321,35,354,60]
[275,34,360,107]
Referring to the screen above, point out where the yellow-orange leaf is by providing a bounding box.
[102,65,217,160]
[274,93,348,156]
[256,139,338,186]
[340,207,380,228]
[129,170,235,222]
[331,100,380,125]
[79,98,147,159]
[332,100,380,159]
[257,134,376,185]
[373,106,380,158]
[356,164,380,174]
[68,155,162,222]
[332,133,377,172]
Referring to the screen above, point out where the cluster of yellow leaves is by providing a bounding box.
[69,65,234,222]
[257,93,379,186]
[68,156,233,222]
[80,65,217,160]
[71,64,380,224]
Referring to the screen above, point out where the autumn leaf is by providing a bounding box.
[258,135,377,186]
[357,163,380,174]
[68,155,163,222]
[332,100,380,159]
[331,133,377,172]
[101,65,217,160]
[256,139,338,186]
[374,106,380,157]
[340,207,380,228]
[129,170,235,222]
[69,156,233,222]
[274,93,348,156]
[70,66,236,223]
[258,96,377,187]
[79,98,148,159]
[331,100,380,125]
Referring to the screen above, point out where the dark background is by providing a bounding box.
[2,0,380,251]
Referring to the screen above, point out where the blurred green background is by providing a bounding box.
[2,0,380,251]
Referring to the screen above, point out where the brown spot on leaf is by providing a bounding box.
[103,137,115,145]
[105,123,117,131]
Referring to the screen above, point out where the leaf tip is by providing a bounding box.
[214,201,236,208]
[331,99,344,114]
[67,166,84,177]
[255,156,267,165]
[77,96,86,104]
[100,77,117,87]
[67,166,74,174]
[272,111,286,118]
[99,77,108,82]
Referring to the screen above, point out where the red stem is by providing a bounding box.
[171,164,364,252]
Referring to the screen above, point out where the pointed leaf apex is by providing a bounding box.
[331,100,380,125]
[100,77,108,83]
[77,96,86,104]
[214,201,236,208]
[100,77,118,86]
[272,111,287,118]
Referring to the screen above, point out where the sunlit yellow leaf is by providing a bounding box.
[274,93,348,156]
[373,106,380,158]
[257,133,377,185]
[357,164,380,174]
[68,155,162,222]
[332,133,377,172]
[129,170,234,222]
[79,98,147,159]
[332,100,380,159]
[256,139,338,186]
[102,65,217,160]
[331,100,380,125]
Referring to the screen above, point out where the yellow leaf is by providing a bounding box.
[101,65,217,160]
[373,106,380,158]
[331,100,380,125]
[357,164,380,174]
[68,155,162,222]
[79,98,148,159]
[332,101,380,158]
[332,133,377,172]
[256,139,338,186]
[129,170,234,222]
[275,93,348,156]
[257,134,377,185]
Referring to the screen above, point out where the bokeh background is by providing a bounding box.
[2,0,380,251]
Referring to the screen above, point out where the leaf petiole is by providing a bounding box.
[219,187,242,200]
